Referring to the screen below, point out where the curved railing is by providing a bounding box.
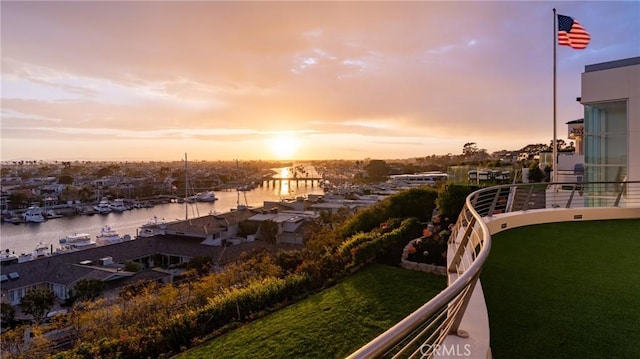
[348,180,640,359]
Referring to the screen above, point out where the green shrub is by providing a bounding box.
[347,218,421,267]
[338,232,377,261]
[339,187,438,238]
[436,183,480,219]
[275,250,304,274]
[124,260,143,272]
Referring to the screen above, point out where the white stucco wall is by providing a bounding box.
[581,58,640,182]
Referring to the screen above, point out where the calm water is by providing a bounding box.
[0,175,324,255]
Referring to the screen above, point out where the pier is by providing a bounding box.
[260,177,324,188]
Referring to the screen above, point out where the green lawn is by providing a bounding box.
[175,263,446,359]
[481,219,640,359]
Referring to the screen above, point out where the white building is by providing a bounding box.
[248,209,319,245]
[579,57,640,207]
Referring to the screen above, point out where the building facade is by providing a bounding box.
[580,56,640,205]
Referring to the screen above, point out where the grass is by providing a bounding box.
[175,263,446,359]
[481,219,640,359]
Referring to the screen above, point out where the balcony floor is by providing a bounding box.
[481,219,640,359]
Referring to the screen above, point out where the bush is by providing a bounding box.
[185,256,214,276]
[528,162,546,182]
[124,260,143,272]
[55,273,316,358]
[339,187,438,238]
[436,183,480,219]
[345,218,421,267]
[275,250,304,275]
[409,237,447,266]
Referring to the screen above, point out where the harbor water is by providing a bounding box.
[0,182,324,256]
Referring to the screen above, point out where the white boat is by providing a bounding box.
[58,233,96,253]
[110,198,128,212]
[18,242,51,262]
[94,199,112,214]
[0,250,19,266]
[190,191,218,202]
[138,216,167,238]
[22,206,46,223]
[96,225,131,246]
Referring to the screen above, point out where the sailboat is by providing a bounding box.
[183,153,201,219]
[236,189,249,210]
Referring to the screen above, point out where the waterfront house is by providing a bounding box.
[247,208,319,245]
[0,247,169,307]
[0,233,302,308]
[162,208,257,246]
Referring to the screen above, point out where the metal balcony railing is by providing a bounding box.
[348,180,640,359]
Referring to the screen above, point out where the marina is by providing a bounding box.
[0,184,325,256]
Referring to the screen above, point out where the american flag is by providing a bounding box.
[557,14,590,50]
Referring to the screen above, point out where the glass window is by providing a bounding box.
[583,101,627,199]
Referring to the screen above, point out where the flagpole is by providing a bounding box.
[552,8,558,206]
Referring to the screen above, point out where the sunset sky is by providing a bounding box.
[1,1,638,162]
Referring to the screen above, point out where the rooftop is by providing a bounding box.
[584,56,640,72]
[0,234,303,292]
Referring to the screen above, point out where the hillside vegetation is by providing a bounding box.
[1,185,476,359]
[177,263,445,359]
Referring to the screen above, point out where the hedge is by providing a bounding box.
[53,274,313,359]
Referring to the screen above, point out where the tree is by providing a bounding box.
[550,138,566,150]
[7,192,29,210]
[1,302,17,329]
[78,186,94,202]
[186,256,214,276]
[95,166,113,178]
[364,160,390,180]
[58,174,74,185]
[70,279,104,303]
[462,142,479,157]
[436,184,480,219]
[528,162,546,183]
[20,288,56,324]
[259,219,279,244]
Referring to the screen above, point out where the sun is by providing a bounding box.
[268,135,300,160]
